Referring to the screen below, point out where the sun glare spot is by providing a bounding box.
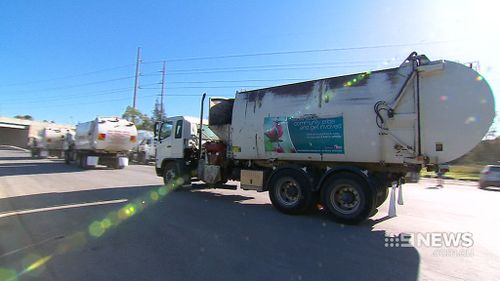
[89,221,105,237]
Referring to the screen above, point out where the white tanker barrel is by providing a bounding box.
[416,60,495,164]
[41,127,69,150]
[75,117,138,152]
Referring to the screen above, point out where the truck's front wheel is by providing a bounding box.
[268,169,315,215]
[163,162,180,188]
[321,173,375,224]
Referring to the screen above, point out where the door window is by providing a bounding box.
[159,121,173,140]
[175,120,183,139]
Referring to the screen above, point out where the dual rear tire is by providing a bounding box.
[320,173,376,224]
[268,169,317,215]
[268,169,376,224]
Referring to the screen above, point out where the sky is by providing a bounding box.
[0,0,499,132]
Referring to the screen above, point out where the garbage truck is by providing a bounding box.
[154,52,495,224]
[65,117,138,169]
[30,127,74,158]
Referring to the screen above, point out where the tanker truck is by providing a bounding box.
[31,127,74,158]
[129,130,156,164]
[154,52,495,224]
[65,117,138,169]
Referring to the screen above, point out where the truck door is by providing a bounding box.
[157,118,185,160]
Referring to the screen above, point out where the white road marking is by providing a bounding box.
[0,199,128,218]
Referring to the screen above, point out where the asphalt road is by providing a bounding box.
[0,147,499,281]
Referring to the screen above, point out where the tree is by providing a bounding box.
[151,98,166,122]
[14,115,33,120]
[122,106,153,131]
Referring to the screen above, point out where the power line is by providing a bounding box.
[0,83,256,105]
[166,78,309,84]
[2,59,394,94]
[2,87,131,103]
[1,64,135,88]
[166,61,375,73]
[147,40,451,63]
[4,92,232,109]
[1,75,136,93]
[2,83,161,104]
[166,64,374,75]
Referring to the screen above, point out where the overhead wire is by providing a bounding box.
[147,40,451,63]
[1,64,135,87]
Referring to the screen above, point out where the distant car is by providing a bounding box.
[479,165,500,188]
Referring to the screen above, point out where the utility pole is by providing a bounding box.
[160,61,166,118]
[132,47,142,109]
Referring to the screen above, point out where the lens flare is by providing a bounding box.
[89,221,105,237]
[476,75,483,81]
[106,211,120,225]
[0,268,17,281]
[20,255,52,276]
[175,178,185,186]
[150,191,159,201]
[440,95,448,102]
[158,186,168,196]
[100,218,112,229]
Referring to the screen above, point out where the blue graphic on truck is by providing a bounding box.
[264,116,344,154]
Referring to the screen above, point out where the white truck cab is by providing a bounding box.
[155,116,218,184]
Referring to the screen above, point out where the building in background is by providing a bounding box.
[0,117,74,148]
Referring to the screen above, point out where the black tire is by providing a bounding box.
[163,162,180,188]
[321,173,376,224]
[268,169,315,215]
[80,155,87,169]
[64,151,70,164]
[139,152,147,165]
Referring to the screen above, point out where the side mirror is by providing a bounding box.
[153,122,160,138]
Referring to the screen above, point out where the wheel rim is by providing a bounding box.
[329,183,361,215]
[164,169,176,183]
[274,176,302,207]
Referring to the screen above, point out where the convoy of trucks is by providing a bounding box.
[152,53,495,224]
[24,52,495,224]
[64,117,138,169]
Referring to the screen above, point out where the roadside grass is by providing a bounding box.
[420,164,483,181]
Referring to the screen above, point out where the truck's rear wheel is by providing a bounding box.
[268,169,315,215]
[79,155,88,169]
[64,151,70,164]
[139,152,147,164]
[321,173,375,224]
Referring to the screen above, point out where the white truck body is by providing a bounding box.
[67,117,137,169]
[230,59,493,165]
[75,117,137,152]
[33,127,74,158]
[154,53,495,224]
